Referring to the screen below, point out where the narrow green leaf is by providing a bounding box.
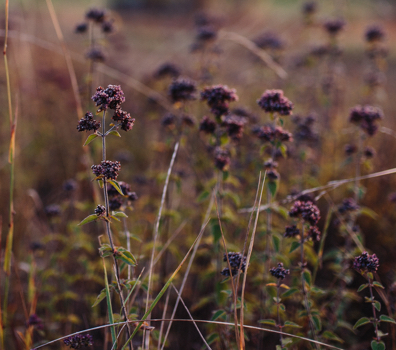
[353,317,371,329]
[272,235,280,253]
[108,180,124,196]
[108,130,121,138]
[357,283,369,292]
[109,215,120,222]
[303,270,312,287]
[379,315,396,324]
[211,310,226,321]
[92,289,107,307]
[259,319,277,326]
[373,282,385,289]
[211,222,221,243]
[283,321,301,328]
[289,241,300,254]
[374,300,381,312]
[206,333,219,345]
[113,211,128,218]
[267,181,278,198]
[359,207,378,220]
[197,190,210,203]
[116,250,137,266]
[371,340,385,350]
[282,287,299,298]
[312,315,322,331]
[78,214,98,226]
[222,171,229,181]
[279,144,287,158]
[84,133,99,146]
[322,331,344,343]
[103,259,117,347]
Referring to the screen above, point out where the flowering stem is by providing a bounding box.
[367,275,380,341]
[300,224,319,349]
[101,109,132,350]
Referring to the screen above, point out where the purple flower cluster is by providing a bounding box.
[64,334,93,349]
[26,314,44,330]
[365,25,385,43]
[270,263,290,280]
[92,85,125,112]
[284,225,300,238]
[338,198,359,214]
[199,116,217,134]
[256,125,293,143]
[201,85,238,118]
[221,252,247,277]
[107,182,138,211]
[253,31,285,50]
[154,62,181,79]
[214,147,231,171]
[112,109,135,132]
[257,90,293,116]
[353,251,380,273]
[77,112,100,132]
[91,160,121,180]
[349,105,383,136]
[86,8,106,23]
[323,18,346,35]
[289,200,320,226]
[168,77,197,102]
[223,115,246,141]
[292,114,318,143]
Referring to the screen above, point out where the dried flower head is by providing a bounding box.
[92,85,125,112]
[85,47,106,62]
[289,200,320,226]
[85,8,106,23]
[196,25,217,41]
[154,63,181,79]
[345,144,357,156]
[284,225,300,238]
[365,25,385,43]
[353,251,379,273]
[75,22,88,34]
[253,31,285,50]
[63,179,77,192]
[182,114,195,127]
[27,314,44,330]
[307,226,321,241]
[292,114,318,143]
[364,146,376,158]
[45,205,61,218]
[91,160,121,180]
[264,159,278,169]
[349,105,383,136]
[323,18,346,35]
[256,125,293,143]
[94,205,106,216]
[257,90,293,116]
[199,116,216,134]
[77,112,101,132]
[64,334,93,349]
[267,169,280,181]
[161,113,176,127]
[338,198,359,214]
[102,21,114,34]
[214,147,230,171]
[221,252,247,277]
[270,263,290,280]
[302,1,317,15]
[168,77,197,102]
[223,115,246,141]
[201,85,238,118]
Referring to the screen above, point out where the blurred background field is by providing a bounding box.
[1,0,396,349]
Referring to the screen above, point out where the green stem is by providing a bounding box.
[368,276,380,341]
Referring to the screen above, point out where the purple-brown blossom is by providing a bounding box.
[214,147,230,171]
[353,251,379,273]
[94,205,106,216]
[168,77,197,102]
[64,334,93,349]
[270,263,290,280]
[92,85,125,112]
[223,115,246,141]
[201,85,238,118]
[92,160,121,180]
[257,90,293,116]
[323,18,346,35]
[284,225,300,238]
[256,125,293,143]
[365,25,385,43]
[289,200,320,226]
[199,116,216,134]
[77,112,100,132]
[338,198,359,214]
[85,8,105,23]
[221,252,247,277]
[349,105,383,136]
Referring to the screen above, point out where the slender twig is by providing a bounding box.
[145,141,179,349]
[157,288,170,350]
[160,187,216,350]
[30,318,344,350]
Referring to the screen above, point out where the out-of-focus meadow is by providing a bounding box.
[2,0,396,349]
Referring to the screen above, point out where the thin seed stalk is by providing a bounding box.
[276,279,283,347]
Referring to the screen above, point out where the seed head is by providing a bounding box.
[270,263,290,280]
[365,25,385,43]
[349,105,383,136]
[199,116,216,134]
[77,112,101,132]
[86,47,106,62]
[289,200,320,226]
[196,25,217,41]
[307,226,321,241]
[109,198,122,211]
[364,146,376,158]
[75,22,88,34]
[92,85,125,112]
[154,63,181,79]
[353,251,379,273]
[26,314,44,330]
[302,1,317,15]
[257,90,293,116]
[323,18,346,35]
[214,147,230,171]
[256,125,293,143]
[221,252,247,277]
[102,21,114,34]
[168,77,197,102]
[64,334,93,349]
[91,160,121,180]
[338,198,359,214]
[45,205,61,218]
[201,85,238,118]
[253,31,285,50]
[85,8,106,23]
[284,225,300,238]
[267,169,280,181]
[223,115,246,141]
[94,205,106,216]
[344,144,357,156]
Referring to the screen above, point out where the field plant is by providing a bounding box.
[2,1,396,350]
